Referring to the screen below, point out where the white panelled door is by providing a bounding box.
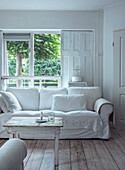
[113,30,125,129]
[61,31,94,87]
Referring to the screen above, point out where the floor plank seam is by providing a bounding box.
[24,139,38,167]
[81,140,89,170]
[91,140,105,170]
[103,140,120,170]
[39,140,49,170]
[69,140,72,170]
[111,130,125,160]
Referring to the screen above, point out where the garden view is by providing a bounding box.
[7,34,61,88]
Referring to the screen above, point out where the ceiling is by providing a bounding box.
[0,0,124,10]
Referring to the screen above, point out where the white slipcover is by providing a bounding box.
[52,94,87,111]
[7,88,39,111]
[68,87,102,110]
[0,91,22,112]
[0,139,27,170]
[0,87,114,139]
[39,88,68,110]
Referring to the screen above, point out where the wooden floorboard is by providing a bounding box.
[1,128,125,170]
[59,140,71,170]
[82,140,104,170]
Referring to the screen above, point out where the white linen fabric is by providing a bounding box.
[52,94,87,112]
[0,91,22,113]
[68,87,102,110]
[39,88,68,110]
[0,95,9,113]
[7,88,39,111]
[0,139,27,170]
[94,98,113,114]
[63,110,103,133]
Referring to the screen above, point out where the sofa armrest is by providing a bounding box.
[94,98,114,116]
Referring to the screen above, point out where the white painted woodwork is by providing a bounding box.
[61,30,94,87]
[103,2,125,101]
[0,31,4,90]
[113,30,125,129]
[1,75,61,89]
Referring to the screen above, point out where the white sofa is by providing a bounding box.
[0,87,114,139]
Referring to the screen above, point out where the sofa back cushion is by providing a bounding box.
[68,87,102,110]
[39,88,68,110]
[7,88,39,111]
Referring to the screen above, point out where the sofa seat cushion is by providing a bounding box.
[13,111,40,117]
[7,88,39,111]
[68,87,102,110]
[41,110,66,117]
[39,88,68,110]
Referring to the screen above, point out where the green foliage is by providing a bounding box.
[34,58,60,76]
[7,41,28,58]
[34,34,60,60]
[8,56,16,75]
[8,57,61,76]
[7,34,61,60]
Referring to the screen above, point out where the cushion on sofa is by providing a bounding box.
[0,95,9,113]
[52,94,87,112]
[68,87,102,110]
[13,111,40,117]
[41,110,65,117]
[7,88,39,111]
[39,88,68,110]
[0,91,22,113]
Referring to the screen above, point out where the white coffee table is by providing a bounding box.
[3,117,63,169]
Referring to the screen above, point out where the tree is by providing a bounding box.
[7,41,28,86]
[7,34,61,87]
[34,34,60,60]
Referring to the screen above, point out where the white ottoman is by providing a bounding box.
[0,139,27,170]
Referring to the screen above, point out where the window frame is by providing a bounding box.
[2,32,61,89]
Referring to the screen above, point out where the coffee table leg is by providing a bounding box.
[54,128,60,169]
[8,129,19,139]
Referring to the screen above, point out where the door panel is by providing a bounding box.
[113,30,125,129]
[61,31,94,87]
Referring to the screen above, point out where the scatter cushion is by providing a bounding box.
[52,94,87,112]
[40,88,68,110]
[0,91,22,113]
[0,95,9,113]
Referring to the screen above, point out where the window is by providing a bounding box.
[34,33,61,88]
[3,33,61,88]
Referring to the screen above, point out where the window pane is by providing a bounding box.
[7,41,29,76]
[34,34,61,77]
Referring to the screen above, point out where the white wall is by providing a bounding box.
[103,2,125,101]
[0,10,98,30]
[0,10,103,88]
